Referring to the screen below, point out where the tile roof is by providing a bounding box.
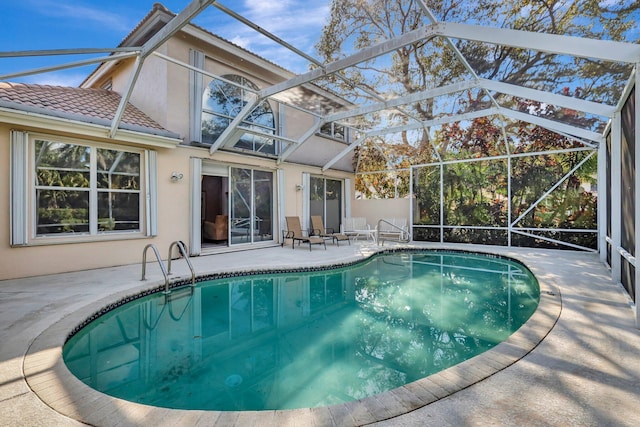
[0,82,179,139]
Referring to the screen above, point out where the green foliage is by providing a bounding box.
[34,139,141,235]
[37,207,89,233]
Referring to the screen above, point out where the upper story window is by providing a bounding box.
[201,74,277,156]
[319,121,350,143]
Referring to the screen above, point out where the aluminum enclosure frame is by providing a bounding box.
[2,0,639,325]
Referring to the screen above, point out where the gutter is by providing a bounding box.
[0,105,183,149]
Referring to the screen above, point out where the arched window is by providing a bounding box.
[201,74,277,155]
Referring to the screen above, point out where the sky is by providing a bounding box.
[1,0,638,90]
[0,0,331,87]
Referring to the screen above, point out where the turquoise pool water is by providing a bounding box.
[63,250,539,411]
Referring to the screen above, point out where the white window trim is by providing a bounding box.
[344,178,352,218]
[189,49,204,144]
[10,130,29,246]
[301,172,310,229]
[318,121,351,144]
[10,131,156,246]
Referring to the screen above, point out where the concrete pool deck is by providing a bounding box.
[1,242,639,426]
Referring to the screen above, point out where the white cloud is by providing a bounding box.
[22,70,88,87]
[209,0,330,71]
[242,0,292,16]
[241,0,330,37]
[229,36,251,50]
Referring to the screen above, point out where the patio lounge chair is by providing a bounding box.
[283,216,326,251]
[310,215,350,246]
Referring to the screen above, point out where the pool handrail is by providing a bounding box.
[141,243,170,293]
[376,218,410,245]
[167,240,195,287]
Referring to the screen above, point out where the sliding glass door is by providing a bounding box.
[230,168,273,244]
[310,177,342,232]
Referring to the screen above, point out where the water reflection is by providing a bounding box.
[64,252,539,410]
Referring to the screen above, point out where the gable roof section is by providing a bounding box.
[0,82,179,140]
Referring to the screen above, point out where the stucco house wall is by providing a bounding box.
[0,121,185,280]
[0,5,357,281]
[0,118,350,281]
[350,179,411,231]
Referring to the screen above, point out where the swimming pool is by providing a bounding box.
[62,250,539,411]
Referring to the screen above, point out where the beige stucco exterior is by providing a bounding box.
[0,14,358,280]
[351,197,411,230]
[0,120,352,280]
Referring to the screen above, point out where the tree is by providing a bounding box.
[316,0,639,160]
[318,0,635,247]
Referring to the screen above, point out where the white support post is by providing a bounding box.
[634,67,640,328]
[189,157,202,256]
[440,163,444,243]
[277,169,286,243]
[0,51,138,81]
[499,108,604,144]
[611,112,622,284]
[189,49,205,144]
[344,178,352,219]
[501,123,512,246]
[598,133,607,263]
[409,166,414,242]
[507,154,512,247]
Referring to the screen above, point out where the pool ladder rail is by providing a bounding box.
[376,219,411,246]
[141,241,195,294]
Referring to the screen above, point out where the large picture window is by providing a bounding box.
[201,74,277,155]
[11,131,154,245]
[35,141,142,235]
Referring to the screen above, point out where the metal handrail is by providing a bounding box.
[167,240,196,287]
[141,243,170,293]
[376,219,410,246]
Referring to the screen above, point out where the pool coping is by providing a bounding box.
[23,249,562,427]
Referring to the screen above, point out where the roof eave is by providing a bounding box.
[0,106,182,149]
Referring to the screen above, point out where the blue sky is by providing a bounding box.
[0,0,331,86]
[1,1,638,89]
